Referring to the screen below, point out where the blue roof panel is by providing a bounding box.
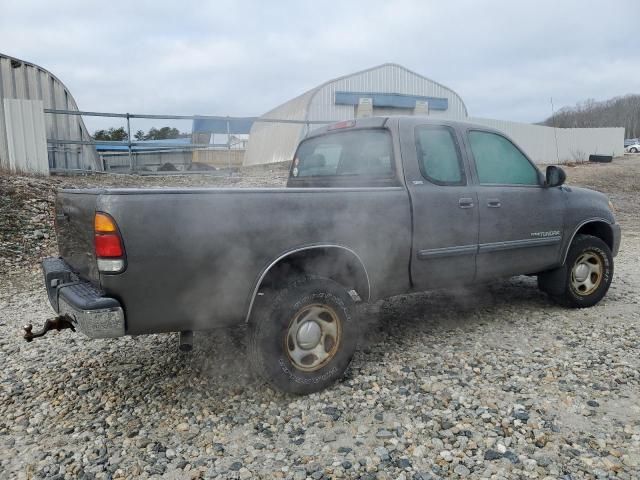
[192,117,256,134]
[334,91,448,111]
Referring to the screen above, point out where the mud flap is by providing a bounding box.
[538,265,567,296]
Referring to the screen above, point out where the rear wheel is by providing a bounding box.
[248,276,359,394]
[540,234,613,308]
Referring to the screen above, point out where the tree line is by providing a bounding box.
[542,94,640,139]
[92,127,188,141]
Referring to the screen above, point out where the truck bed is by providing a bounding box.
[55,186,412,334]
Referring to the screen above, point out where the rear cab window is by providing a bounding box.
[289,128,397,187]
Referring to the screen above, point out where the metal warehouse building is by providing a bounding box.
[244,63,624,166]
[244,63,468,166]
[0,52,99,174]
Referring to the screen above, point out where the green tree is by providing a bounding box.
[108,127,129,141]
[543,94,640,138]
[134,130,145,141]
[92,129,108,141]
[92,127,128,141]
[144,127,182,140]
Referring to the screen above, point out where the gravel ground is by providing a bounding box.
[1,157,639,479]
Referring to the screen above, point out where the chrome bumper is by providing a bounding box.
[42,257,125,339]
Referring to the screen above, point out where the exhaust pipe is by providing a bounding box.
[179,330,193,352]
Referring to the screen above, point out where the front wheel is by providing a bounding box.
[248,276,359,394]
[631,147,638,153]
[540,234,613,308]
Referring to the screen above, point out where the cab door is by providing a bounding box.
[465,129,566,280]
[400,122,479,290]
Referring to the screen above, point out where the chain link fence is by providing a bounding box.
[44,109,331,174]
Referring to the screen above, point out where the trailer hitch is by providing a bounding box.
[23,315,75,342]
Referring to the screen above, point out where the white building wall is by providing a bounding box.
[470,117,624,164]
[244,90,313,166]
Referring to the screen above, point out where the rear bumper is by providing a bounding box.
[42,257,125,338]
[611,223,621,257]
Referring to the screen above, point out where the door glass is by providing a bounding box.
[415,126,464,185]
[469,131,539,185]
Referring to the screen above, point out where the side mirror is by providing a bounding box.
[545,165,566,187]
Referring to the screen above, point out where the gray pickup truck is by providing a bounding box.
[36,116,621,393]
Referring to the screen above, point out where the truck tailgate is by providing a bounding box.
[55,190,101,284]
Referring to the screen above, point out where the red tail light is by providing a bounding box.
[95,234,123,257]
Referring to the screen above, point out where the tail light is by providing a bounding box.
[94,212,125,273]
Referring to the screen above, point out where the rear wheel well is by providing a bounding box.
[573,221,614,251]
[256,247,369,302]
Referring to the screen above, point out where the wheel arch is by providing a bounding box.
[562,219,614,265]
[245,244,371,323]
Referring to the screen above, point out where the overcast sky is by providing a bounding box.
[1,0,638,131]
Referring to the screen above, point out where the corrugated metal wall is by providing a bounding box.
[2,99,48,174]
[0,53,99,173]
[469,117,625,164]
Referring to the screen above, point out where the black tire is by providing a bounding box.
[631,147,638,153]
[545,234,613,308]
[248,276,358,394]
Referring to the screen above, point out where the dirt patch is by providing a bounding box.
[561,155,640,230]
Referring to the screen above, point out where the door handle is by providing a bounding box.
[487,199,501,208]
[458,197,474,209]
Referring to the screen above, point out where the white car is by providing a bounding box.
[625,143,640,153]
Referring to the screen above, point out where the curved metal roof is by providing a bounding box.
[259,63,468,120]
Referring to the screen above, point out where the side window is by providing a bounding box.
[468,131,540,185]
[293,129,393,178]
[415,126,464,185]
